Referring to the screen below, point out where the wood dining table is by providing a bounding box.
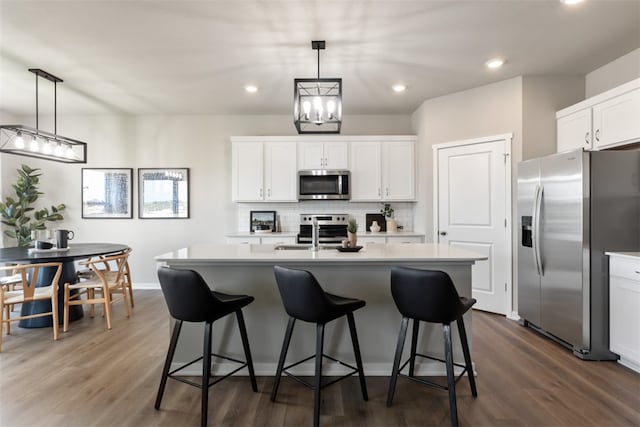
[0,243,129,328]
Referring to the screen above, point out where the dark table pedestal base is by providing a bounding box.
[19,261,84,328]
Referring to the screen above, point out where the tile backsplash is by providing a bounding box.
[235,202,415,233]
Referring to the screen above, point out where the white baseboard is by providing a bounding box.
[507,311,520,321]
[132,282,160,290]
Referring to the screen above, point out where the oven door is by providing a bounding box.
[298,171,350,200]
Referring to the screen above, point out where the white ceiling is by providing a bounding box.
[0,0,638,117]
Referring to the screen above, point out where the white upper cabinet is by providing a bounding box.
[231,139,297,202]
[592,88,640,150]
[232,141,263,202]
[350,141,382,201]
[557,79,640,153]
[383,140,415,200]
[557,108,592,152]
[264,142,298,201]
[350,138,416,202]
[298,141,348,170]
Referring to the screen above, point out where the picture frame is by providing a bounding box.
[138,168,190,219]
[250,210,276,233]
[81,168,133,219]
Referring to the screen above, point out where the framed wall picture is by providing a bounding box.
[138,168,189,219]
[82,168,133,219]
[250,210,276,233]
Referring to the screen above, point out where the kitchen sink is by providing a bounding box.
[274,244,340,251]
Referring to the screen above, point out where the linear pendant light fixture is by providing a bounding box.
[294,40,342,134]
[0,68,87,163]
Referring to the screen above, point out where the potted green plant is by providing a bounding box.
[0,164,66,247]
[380,203,397,232]
[347,217,358,247]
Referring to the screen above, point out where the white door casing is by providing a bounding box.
[433,134,512,315]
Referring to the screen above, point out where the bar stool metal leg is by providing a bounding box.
[443,323,458,427]
[409,319,419,377]
[457,317,477,397]
[314,323,325,427]
[271,317,296,401]
[236,310,258,392]
[386,316,409,407]
[347,312,368,401]
[155,319,183,410]
[202,322,213,427]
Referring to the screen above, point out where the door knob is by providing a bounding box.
[439,231,447,236]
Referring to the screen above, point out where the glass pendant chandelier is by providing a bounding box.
[0,68,87,163]
[294,40,342,134]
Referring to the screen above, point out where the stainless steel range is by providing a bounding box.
[297,214,349,244]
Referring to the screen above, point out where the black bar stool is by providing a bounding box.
[155,267,257,427]
[271,265,368,427]
[386,267,477,427]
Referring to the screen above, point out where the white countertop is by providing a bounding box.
[605,252,640,261]
[156,243,486,264]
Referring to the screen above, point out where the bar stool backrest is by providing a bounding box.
[390,267,465,323]
[273,265,333,323]
[157,267,225,323]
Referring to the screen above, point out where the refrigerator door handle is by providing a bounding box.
[533,184,544,276]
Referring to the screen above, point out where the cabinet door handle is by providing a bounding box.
[585,132,590,145]
[386,188,389,196]
[378,188,381,196]
[595,129,600,141]
[267,188,271,198]
[259,188,263,198]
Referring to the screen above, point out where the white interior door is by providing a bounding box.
[434,135,511,314]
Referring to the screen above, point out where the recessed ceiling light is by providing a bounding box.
[560,0,584,5]
[245,85,258,93]
[392,84,407,93]
[485,58,506,69]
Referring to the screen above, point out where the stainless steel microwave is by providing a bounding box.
[297,170,350,200]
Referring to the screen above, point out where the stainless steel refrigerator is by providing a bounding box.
[517,149,640,360]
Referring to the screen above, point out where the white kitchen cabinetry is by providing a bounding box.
[360,234,424,244]
[607,252,640,373]
[557,108,592,152]
[350,141,382,200]
[350,139,416,201]
[226,236,261,244]
[383,140,415,200]
[557,79,640,153]
[298,141,348,170]
[592,88,640,150]
[226,234,297,245]
[231,140,297,202]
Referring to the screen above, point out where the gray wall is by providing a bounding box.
[586,48,640,98]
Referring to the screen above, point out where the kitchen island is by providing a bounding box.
[155,243,486,376]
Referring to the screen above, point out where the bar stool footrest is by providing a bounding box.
[397,352,469,391]
[167,352,250,389]
[282,353,359,390]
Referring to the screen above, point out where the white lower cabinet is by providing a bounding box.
[360,234,424,244]
[226,236,261,244]
[259,236,297,245]
[226,235,297,245]
[608,254,640,373]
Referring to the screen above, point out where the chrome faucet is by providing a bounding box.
[311,217,319,251]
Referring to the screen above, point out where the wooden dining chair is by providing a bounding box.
[75,247,134,309]
[63,251,131,331]
[0,262,63,352]
[0,265,23,312]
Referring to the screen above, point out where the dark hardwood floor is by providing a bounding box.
[0,290,638,426]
